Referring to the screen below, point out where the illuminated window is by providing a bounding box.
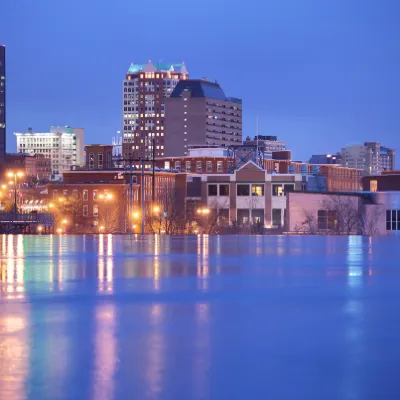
[93,190,98,201]
[196,161,202,172]
[186,161,191,172]
[217,161,223,172]
[206,161,212,172]
[370,180,378,192]
[272,184,283,197]
[252,184,264,196]
[83,190,88,201]
[93,205,99,217]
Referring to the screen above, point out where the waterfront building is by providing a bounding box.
[15,126,84,179]
[0,45,5,164]
[285,191,386,235]
[164,79,242,157]
[341,142,395,175]
[122,61,189,159]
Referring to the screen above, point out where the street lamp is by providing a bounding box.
[6,171,24,213]
[153,205,160,214]
[197,208,210,215]
[99,192,113,232]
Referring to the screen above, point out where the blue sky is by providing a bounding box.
[1,0,399,162]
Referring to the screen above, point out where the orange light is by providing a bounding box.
[62,219,68,224]
[37,226,43,232]
[7,172,13,178]
[99,194,104,199]
[48,203,54,208]
[17,172,24,178]
[132,211,140,219]
[107,193,113,200]
[153,206,160,213]
[57,228,62,234]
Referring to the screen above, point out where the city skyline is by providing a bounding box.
[1,0,399,164]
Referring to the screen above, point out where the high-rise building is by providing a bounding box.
[122,61,189,160]
[341,142,395,175]
[164,79,242,157]
[0,45,6,164]
[15,126,84,179]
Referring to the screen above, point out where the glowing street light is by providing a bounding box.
[48,203,54,209]
[62,219,68,225]
[99,225,105,232]
[197,208,210,215]
[153,205,160,214]
[57,228,63,234]
[6,171,24,213]
[37,225,43,233]
[132,211,140,219]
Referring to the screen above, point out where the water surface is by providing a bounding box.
[1,234,400,399]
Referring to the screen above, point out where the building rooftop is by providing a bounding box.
[127,61,188,74]
[170,80,228,101]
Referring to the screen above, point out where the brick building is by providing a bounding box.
[5,153,51,181]
[164,79,242,157]
[85,145,113,169]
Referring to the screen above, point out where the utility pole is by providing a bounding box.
[141,159,145,235]
[152,138,155,203]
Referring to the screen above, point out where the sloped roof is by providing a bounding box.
[170,79,227,100]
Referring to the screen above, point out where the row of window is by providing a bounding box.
[53,189,108,201]
[206,183,295,197]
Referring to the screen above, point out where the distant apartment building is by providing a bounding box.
[164,79,242,157]
[0,45,6,164]
[341,142,395,175]
[122,61,189,159]
[243,135,286,159]
[309,153,342,165]
[85,145,113,169]
[15,126,84,179]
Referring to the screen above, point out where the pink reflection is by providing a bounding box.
[144,304,165,398]
[0,310,30,400]
[93,303,117,400]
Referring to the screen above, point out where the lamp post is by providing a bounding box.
[7,171,24,213]
[99,193,113,232]
[196,207,210,234]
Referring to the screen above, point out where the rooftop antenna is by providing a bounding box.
[256,116,259,165]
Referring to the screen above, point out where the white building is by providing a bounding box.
[15,126,84,179]
[341,142,396,175]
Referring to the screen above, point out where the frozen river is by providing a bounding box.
[1,234,400,399]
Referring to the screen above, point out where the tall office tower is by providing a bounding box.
[122,61,189,160]
[15,126,84,179]
[164,79,242,157]
[0,45,6,164]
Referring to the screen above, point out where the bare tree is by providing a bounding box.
[293,209,318,234]
[99,203,122,233]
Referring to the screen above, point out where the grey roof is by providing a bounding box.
[170,80,227,100]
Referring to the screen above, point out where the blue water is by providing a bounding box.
[0,234,400,400]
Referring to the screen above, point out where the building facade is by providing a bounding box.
[122,61,189,159]
[0,45,5,164]
[15,126,84,179]
[85,145,113,169]
[5,153,51,181]
[341,142,395,175]
[243,135,286,159]
[164,80,242,157]
[309,153,342,165]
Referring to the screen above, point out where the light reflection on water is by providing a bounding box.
[0,234,400,400]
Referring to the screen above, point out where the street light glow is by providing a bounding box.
[62,219,68,224]
[153,206,160,213]
[133,211,140,219]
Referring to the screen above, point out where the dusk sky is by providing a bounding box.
[1,0,399,162]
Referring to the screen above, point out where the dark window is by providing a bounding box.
[284,184,295,193]
[237,184,250,196]
[219,184,229,196]
[208,184,218,196]
[386,209,400,231]
[272,209,282,227]
[318,210,337,230]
